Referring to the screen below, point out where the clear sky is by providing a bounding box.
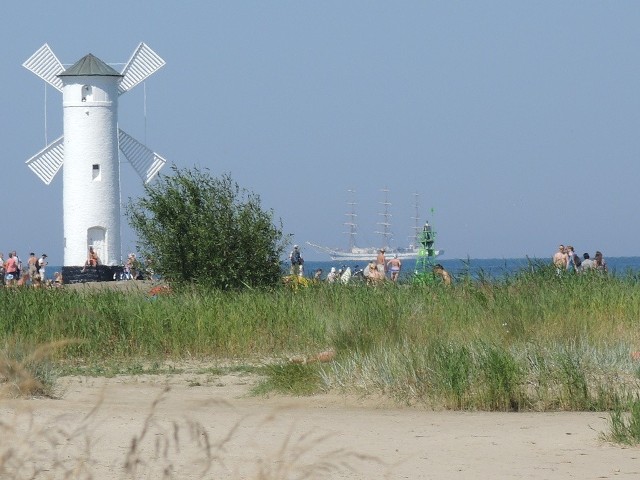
[2,1,639,265]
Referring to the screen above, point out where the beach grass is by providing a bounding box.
[1,265,640,414]
[603,395,640,445]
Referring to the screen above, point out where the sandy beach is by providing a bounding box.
[2,368,639,479]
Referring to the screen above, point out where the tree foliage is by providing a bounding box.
[126,166,287,289]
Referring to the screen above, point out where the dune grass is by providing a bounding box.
[604,395,640,445]
[1,264,640,415]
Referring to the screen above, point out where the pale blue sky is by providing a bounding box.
[2,1,639,265]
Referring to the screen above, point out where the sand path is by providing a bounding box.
[2,370,639,479]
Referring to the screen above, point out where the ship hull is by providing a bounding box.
[326,250,443,261]
[306,242,443,261]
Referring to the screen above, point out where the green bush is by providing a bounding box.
[126,166,287,289]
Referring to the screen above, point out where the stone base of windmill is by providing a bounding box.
[62,265,125,285]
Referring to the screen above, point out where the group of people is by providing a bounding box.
[291,245,404,284]
[291,245,452,285]
[553,244,607,274]
[0,245,149,287]
[366,248,402,283]
[120,253,140,280]
[81,247,148,281]
[0,251,62,287]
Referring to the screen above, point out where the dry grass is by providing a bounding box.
[0,340,78,399]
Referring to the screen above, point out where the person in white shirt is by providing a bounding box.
[579,253,595,272]
[38,253,48,281]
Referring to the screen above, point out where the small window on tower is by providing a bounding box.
[92,164,100,181]
[82,85,91,102]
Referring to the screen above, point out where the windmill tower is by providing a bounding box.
[23,43,167,273]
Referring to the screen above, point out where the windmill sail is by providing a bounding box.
[25,136,64,185]
[22,44,65,92]
[118,129,166,183]
[118,43,166,95]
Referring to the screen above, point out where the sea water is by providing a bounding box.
[297,256,640,282]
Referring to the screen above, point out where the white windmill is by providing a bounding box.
[23,43,167,275]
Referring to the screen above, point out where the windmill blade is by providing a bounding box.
[25,136,64,185]
[23,44,64,92]
[118,43,166,95]
[118,129,166,183]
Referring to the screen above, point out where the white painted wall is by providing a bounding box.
[61,76,121,266]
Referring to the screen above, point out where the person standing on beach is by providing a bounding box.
[387,254,402,282]
[4,252,18,286]
[123,253,136,280]
[553,245,567,274]
[289,245,304,276]
[594,251,608,273]
[13,251,22,281]
[376,249,386,274]
[37,253,47,281]
[565,245,580,273]
[581,253,595,272]
[27,253,38,279]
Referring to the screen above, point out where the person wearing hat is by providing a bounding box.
[387,253,402,282]
[38,253,48,281]
[289,244,304,276]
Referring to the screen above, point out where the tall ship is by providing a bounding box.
[307,189,443,261]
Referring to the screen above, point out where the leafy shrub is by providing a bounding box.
[126,166,287,290]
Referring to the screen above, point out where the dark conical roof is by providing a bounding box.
[58,53,122,77]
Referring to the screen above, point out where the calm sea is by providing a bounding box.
[297,256,640,281]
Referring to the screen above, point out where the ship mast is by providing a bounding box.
[375,187,393,249]
[343,189,358,251]
[410,192,421,248]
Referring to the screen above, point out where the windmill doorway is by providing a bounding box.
[87,227,106,265]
